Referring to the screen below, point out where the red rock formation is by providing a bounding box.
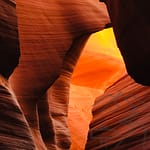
[0,1,36,149]
[47,35,90,150]
[86,74,150,150]
[0,75,36,149]
[9,1,109,149]
[2,1,149,150]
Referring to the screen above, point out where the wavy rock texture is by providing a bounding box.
[0,1,35,149]
[86,74,150,150]
[103,0,150,85]
[44,35,90,150]
[0,75,35,149]
[45,29,126,150]
[9,0,109,149]
[11,0,109,98]
[1,1,149,150]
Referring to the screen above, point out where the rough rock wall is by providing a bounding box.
[86,74,150,150]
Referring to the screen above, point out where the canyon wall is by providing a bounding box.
[0,1,149,150]
[9,0,109,149]
[86,74,150,150]
[0,0,35,149]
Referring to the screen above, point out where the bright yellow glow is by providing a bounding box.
[72,27,125,89]
[83,28,123,60]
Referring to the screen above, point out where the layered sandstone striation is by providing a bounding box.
[86,74,150,150]
[1,0,149,150]
[0,75,35,149]
[9,0,109,149]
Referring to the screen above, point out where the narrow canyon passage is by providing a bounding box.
[0,1,149,149]
[68,28,126,150]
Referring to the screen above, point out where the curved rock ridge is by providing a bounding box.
[0,75,36,149]
[86,74,150,150]
[103,0,150,85]
[0,0,20,78]
[47,35,91,150]
[9,1,109,149]
[11,0,110,97]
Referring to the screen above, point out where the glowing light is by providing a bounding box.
[83,28,123,60]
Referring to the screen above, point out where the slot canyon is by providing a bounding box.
[0,0,149,150]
